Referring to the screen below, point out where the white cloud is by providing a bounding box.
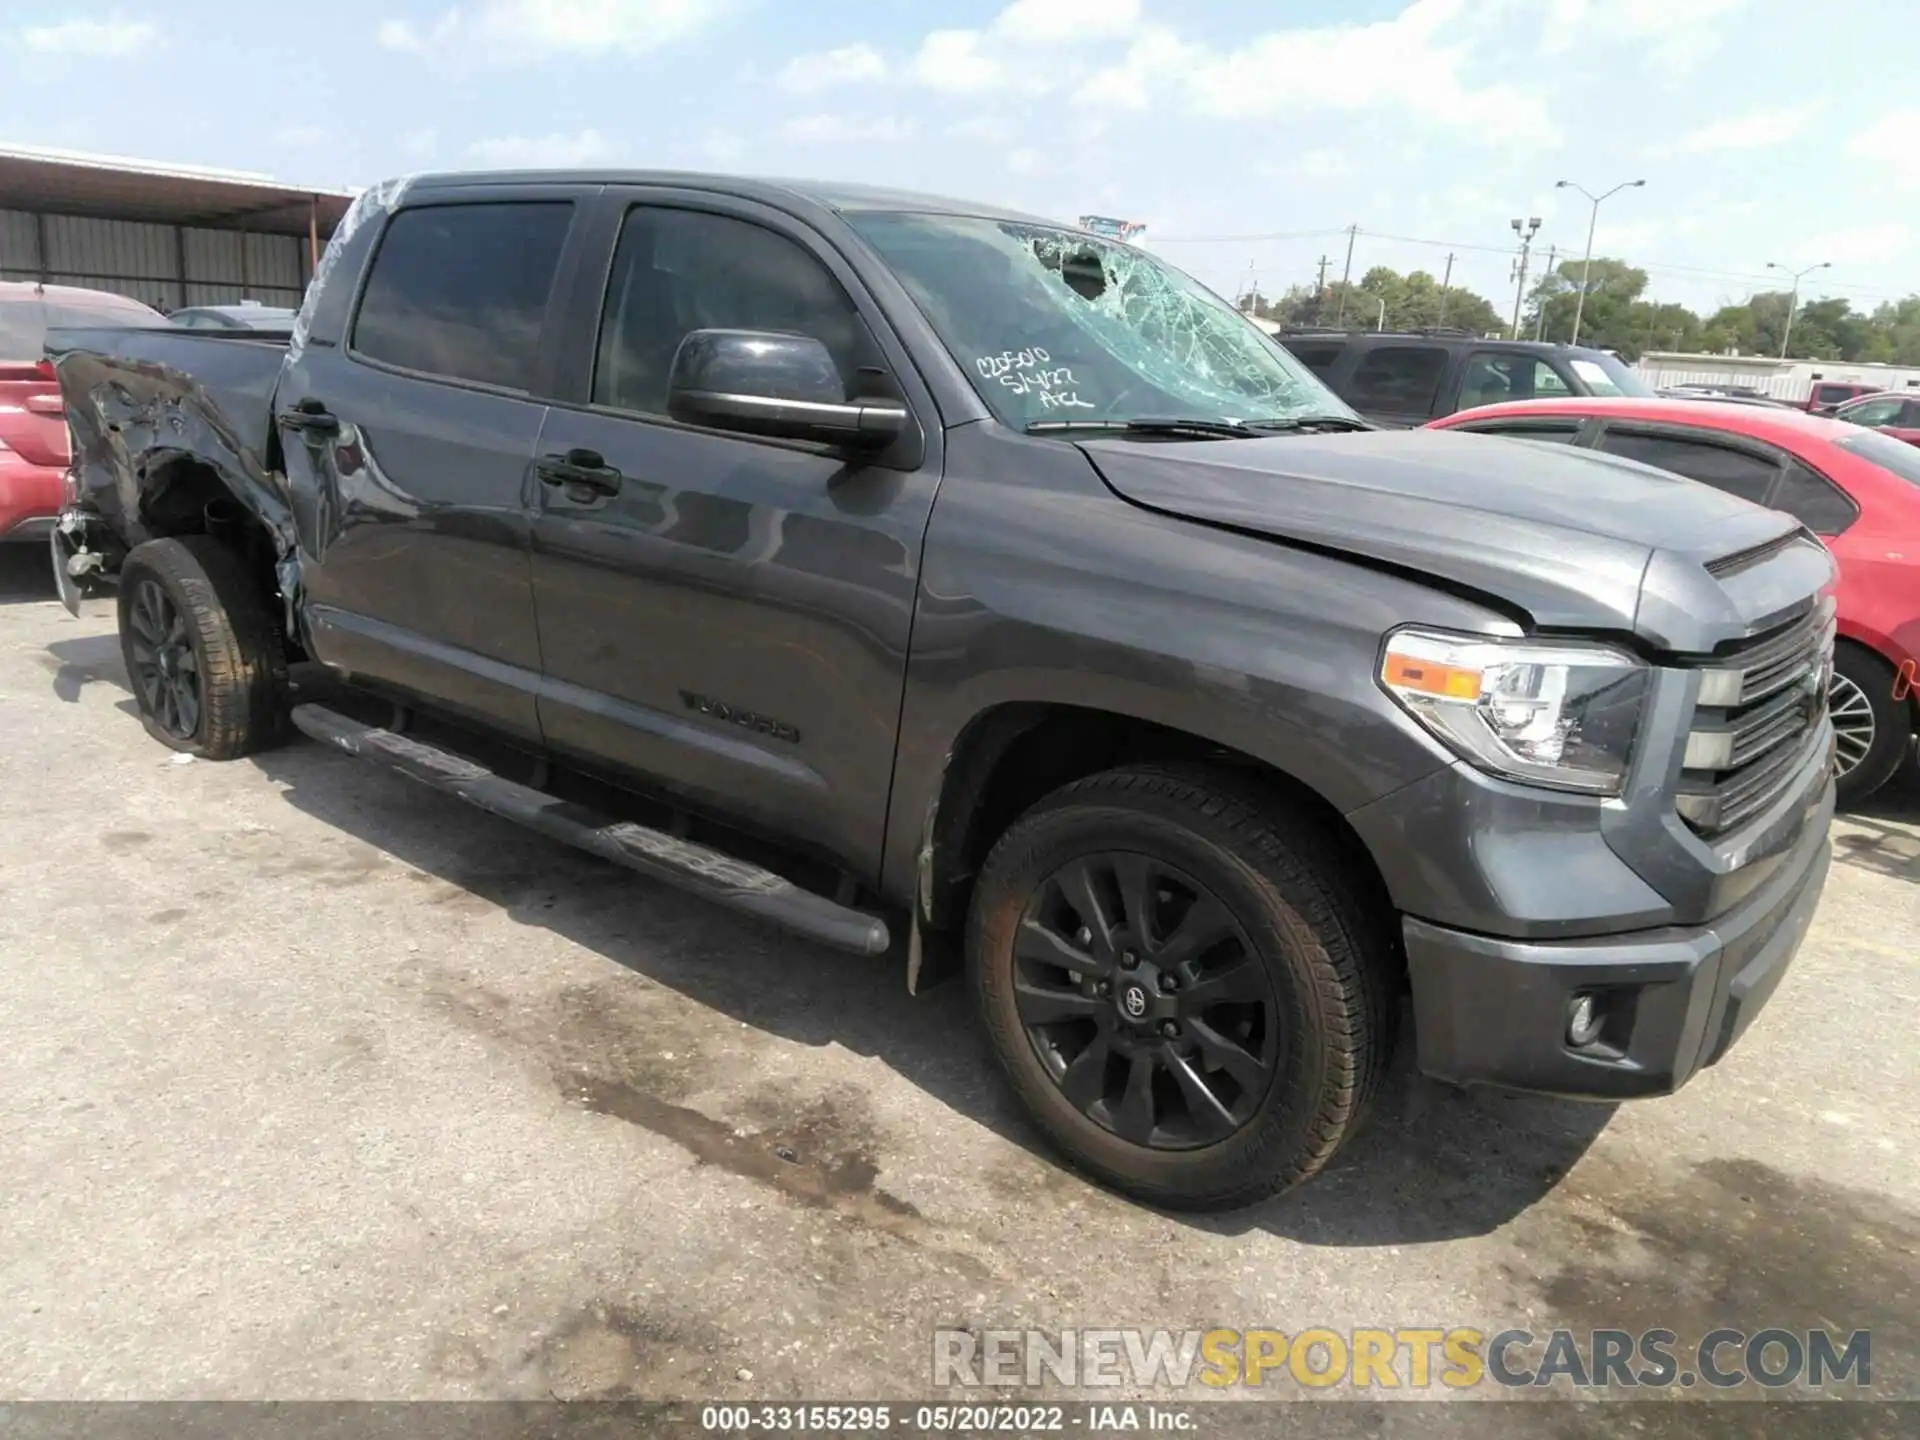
[993,0,1140,44]
[1669,107,1813,154]
[274,124,331,148]
[1793,223,1911,267]
[464,128,619,167]
[1073,26,1195,110]
[1076,0,1558,146]
[781,114,916,145]
[19,13,158,57]
[945,115,1016,143]
[377,0,721,62]
[912,29,1004,93]
[703,130,747,164]
[777,43,886,94]
[1006,147,1045,175]
[1540,0,1745,76]
[1847,111,1920,186]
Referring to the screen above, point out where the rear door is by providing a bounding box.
[1338,342,1449,427]
[1454,350,1575,412]
[274,186,591,742]
[523,188,943,875]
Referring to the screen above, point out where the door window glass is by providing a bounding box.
[352,202,573,390]
[1344,346,1446,415]
[1596,431,1779,503]
[593,207,873,417]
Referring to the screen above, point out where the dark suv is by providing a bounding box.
[1278,329,1650,427]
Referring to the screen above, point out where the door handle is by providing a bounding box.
[536,449,623,497]
[278,401,340,437]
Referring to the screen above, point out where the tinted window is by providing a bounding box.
[1464,421,1581,444]
[1283,340,1344,376]
[1458,353,1570,409]
[1344,346,1446,415]
[0,292,164,360]
[594,207,872,417]
[1598,431,1779,504]
[1836,429,1920,488]
[1839,396,1902,428]
[353,202,572,390]
[1773,461,1858,535]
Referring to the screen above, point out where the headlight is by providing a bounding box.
[1379,628,1648,794]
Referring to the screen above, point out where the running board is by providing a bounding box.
[290,703,891,957]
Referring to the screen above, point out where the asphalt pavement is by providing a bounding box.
[1,544,1915,1430]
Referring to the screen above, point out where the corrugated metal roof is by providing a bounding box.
[0,145,356,237]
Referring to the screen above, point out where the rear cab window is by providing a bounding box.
[1773,460,1859,535]
[351,201,574,390]
[1835,428,1920,488]
[1281,339,1345,377]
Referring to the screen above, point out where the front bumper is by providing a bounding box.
[1405,772,1833,1099]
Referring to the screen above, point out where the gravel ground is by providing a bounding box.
[0,544,1914,1430]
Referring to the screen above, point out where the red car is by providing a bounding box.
[0,283,165,542]
[1832,390,1920,447]
[1428,396,1920,803]
[1803,380,1881,415]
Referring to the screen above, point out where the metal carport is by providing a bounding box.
[0,144,357,313]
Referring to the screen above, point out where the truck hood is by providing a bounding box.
[1077,429,1833,653]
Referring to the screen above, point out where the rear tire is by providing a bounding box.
[1831,643,1909,807]
[967,766,1396,1211]
[117,536,288,759]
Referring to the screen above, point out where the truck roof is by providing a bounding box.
[403,169,1056,226]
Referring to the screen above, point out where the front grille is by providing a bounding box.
[1676,600,1835,837]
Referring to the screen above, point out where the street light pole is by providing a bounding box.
[1768,260,1833,359]
[1556,177,1646,346]
[1509,216,1541,340]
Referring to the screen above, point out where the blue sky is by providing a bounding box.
[2,0,1914,318]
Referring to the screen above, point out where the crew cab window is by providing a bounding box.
[352,202,572,390]
[1595,431,1779,504]
[593,207,872,417]
[1458,353,1571,409]
[1344,346,1446,416]
[1773,461,1859,535]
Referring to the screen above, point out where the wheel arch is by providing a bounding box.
[909,700,1399,960]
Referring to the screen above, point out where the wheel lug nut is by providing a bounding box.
[1120,951,1138,969]
[1098,980,1111,996]
[1158,1020,1180,1039]
[1075,927,1092,948]
[1158,973,1177,992]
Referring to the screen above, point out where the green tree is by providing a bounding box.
[1259,266,1502,335]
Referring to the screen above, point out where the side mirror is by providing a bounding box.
[666,328,907,450]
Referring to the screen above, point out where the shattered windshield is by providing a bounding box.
[847,212,1352,429]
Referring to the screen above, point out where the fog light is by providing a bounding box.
[1567,993,1603,1047]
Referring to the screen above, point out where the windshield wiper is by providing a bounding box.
[1240,414,1376,433]
[1024,416,1258,439]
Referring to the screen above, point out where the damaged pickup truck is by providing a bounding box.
[47,171,1838,1209]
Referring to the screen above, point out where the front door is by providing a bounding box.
[526,191,942,876]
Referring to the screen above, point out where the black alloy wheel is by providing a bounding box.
[125,576,201,740]
[1012,851,1279,1150]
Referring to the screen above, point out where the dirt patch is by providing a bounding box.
[524,1302,716,1400]
[100,831,152,852]
[1501,1153,1919,1396]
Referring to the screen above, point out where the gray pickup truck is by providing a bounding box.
[46,170,1837,1210]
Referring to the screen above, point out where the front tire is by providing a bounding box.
[968,766,1396,1211]
[117,536,288,759]
[1830,643,1910,807]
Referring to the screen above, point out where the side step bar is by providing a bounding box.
[290,703,891,957]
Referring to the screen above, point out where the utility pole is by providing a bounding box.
[1333,223,1357,325]
[1435,252,1455,327]
[1509,216,1541,341]
[1767,259,1833,359]
[1533,245,1557,340]
[1556,177,1646,346]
